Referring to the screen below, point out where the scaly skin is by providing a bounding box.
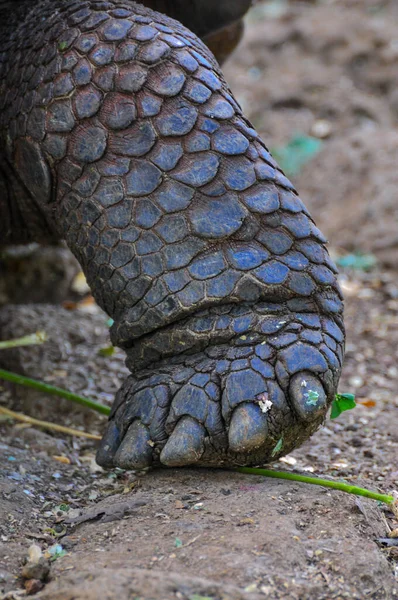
[0,0,345,468]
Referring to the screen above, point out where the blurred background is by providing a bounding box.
[225,0,398,268]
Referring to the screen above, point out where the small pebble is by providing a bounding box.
[311,119,332,138]
[25,579,44,595]
[21,558,50,582]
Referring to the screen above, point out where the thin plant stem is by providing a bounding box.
[0,406,101,440]
[0,369,111,416]
[0,366,394,508]
[0,331,47,349]
[235,467,394,505]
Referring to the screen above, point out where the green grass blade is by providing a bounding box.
[0,331,48,350]
[0,368,111,416]
[235,467,394,505]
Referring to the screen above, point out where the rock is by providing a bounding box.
[21,558,50,582]
[21,546,50,582]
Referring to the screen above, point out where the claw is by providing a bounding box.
[228,402,268,453]
[113,420,153,469]
[96,420,121,468]
[289,373,327,421]
[160,416,206,466]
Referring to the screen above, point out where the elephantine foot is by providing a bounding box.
[0,0,345,468]
[97,304,344,468]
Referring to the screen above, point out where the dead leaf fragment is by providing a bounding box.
[65,499,147,526]
[389,528,398,538]
[238,517,255,526]
[53,455,71,465]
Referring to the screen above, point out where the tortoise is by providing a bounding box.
[0,0,344,469]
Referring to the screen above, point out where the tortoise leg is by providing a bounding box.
[203,20,246,66]
[140,0,252,39]
[141,0,251,64]
[1,1,344,468]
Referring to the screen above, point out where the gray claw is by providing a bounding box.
[113,420,153,469]
[96,420,121,468]
[160,416,206,466]
[228,402,268,453]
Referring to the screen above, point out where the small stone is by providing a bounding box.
[311,119,332,139]
[25,579,44,595]
[21,558,50,582]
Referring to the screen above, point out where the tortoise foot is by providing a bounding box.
[96,308,343,469]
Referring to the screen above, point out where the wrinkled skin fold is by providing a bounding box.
[0,0,345,468]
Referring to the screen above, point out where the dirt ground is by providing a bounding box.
[1,0,398,598]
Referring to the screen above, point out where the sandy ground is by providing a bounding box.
[1,0,398,598]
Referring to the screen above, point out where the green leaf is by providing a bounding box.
[48,543,66,561]
[58,41,69,51]
[174,537,183,548]
[0,331,47,350]
[330,393,356,419]
[271,437,283,457]
[336,253,376,271]
[0,368,111,415]
[98,345,115,357]
[271,135,322,177]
